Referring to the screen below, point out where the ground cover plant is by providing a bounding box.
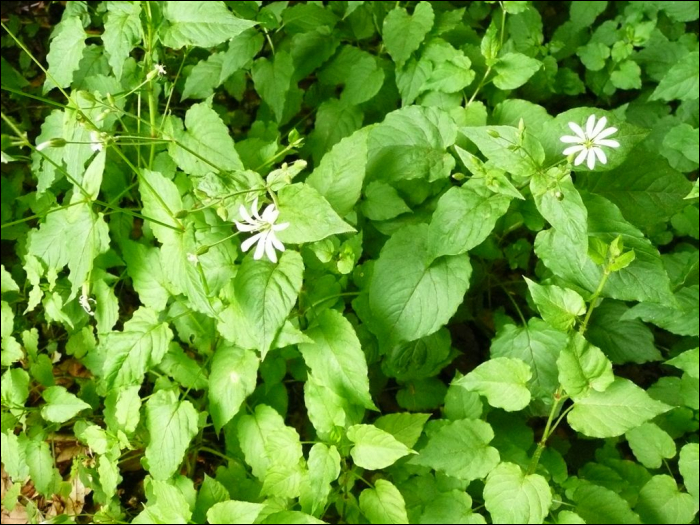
[1,1,699,523]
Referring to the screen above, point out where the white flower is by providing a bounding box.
[79,291,96,316]
[90,131,104,152]
[154,63,166,76]
[187,252,199,265]
[235,197,289,263]
[560,115,620,170]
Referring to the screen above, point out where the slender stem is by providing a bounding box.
[579,271,610,335]
[1,199,85,229]
[527,387,566,474]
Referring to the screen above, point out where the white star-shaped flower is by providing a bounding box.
[235,197,289,263]
[154,63,166,76]
[560,115,620,170]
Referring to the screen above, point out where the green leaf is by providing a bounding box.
[679,443,699,506]
[260,511,326,524]
[182,29,263,100]
[251,51,298,123]
[367,106,457,183]
[535,193,674,305]
[383,328,452,382]
[567,378,672,438]
[635,475,697,525]
[651,51,699,101]
[367,224,472,347]
[413,419,500,481]
[382,1,434,64]
[493,53,542,90]
[428,185,512,260]
[530,171,588,260]
[101,307,173,389]
[570,1,608,30]
[374,413,430,449]
[145,389,198,480]
[586,301,661,365]
[610,60,642,90]
[161,1,257,49]
[231,250,303,357]
[193,475,229,523]
[40,386,90,423]
[663,123,699,166]
[306,128,369,217]
[275,183,355,244]
[1,266,19,294]
[307,99,363,164]
[237,405,304,498]
[359,479,410,524]
[300,444,341,517]
[580,150,692,229]
[573,483,642,524]
[1,431,29,481]
[121,241,170,311]
[557,332,614,398]
[490,318,567,401]
[456,357,532,411]
[28,202,110,298]
[348,424,414,470]
[625,423,676,469]
[577,42,610,71]
[318,46,385,105]
[299,310,375,410]
[25,437,60,496]
[208,501,264,525]
[44,17,86,93]
[421,40,475,94]
[420,490,486,524]
[167,100,243,177]
[209,344,259,432]
[461,126,544,179]
[484,462,552,524]
[361,181,411,221]
[102,2,142,80]
[104,385,142,435]
[622,286,699,337]
[667,348,699,379]
[525,278,586,331]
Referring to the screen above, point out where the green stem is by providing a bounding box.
[579,271,610,335]
[527,387,566,474]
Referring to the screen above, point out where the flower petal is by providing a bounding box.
[563,145,585,156]
[262,204,279,224]
[254,232,268,260]
[272,221,290,231]
[235,221,258,232]
[590,116,607,139]
[585,115,597,137]
[574,148,588,166]
[239,204,255,224]
[587,149,596,170]
[265,235,278,263]
[561,135,583,144]
[595,126,618,140]
[251,197,263,221]
[269,232,286,252]
[593,147,607,165]
[568,122,586,140]
[241,232,263,252]
[595,139,620,149]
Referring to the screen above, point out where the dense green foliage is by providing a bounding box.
[1,1,698,523]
